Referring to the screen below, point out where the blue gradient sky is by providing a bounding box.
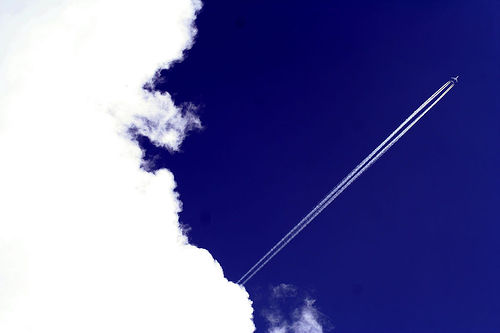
[141,1,499,331]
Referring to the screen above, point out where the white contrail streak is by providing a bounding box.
[238,81,451,285]
[238,79,456,285]
[237,81,451,285]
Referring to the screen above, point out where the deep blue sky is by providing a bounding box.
[142,1,499,331]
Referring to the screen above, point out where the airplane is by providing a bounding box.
[451,75,459,84]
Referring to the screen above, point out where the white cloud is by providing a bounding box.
[0,0,254,332]
[272,283,298,299]
[264,285,327,333]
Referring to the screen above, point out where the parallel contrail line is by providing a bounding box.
[238,81,451,285]
[238,80,455,285]
[237,80,451,285]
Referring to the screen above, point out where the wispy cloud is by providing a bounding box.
[264,284,330,333]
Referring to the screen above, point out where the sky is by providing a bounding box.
[1,0,499,333]
[141,0,499,332]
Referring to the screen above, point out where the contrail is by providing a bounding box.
[238,78,456,285]
[238,81,451,285]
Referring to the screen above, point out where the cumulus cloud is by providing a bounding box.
[0,0,254,332]
[264,284,328,333]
